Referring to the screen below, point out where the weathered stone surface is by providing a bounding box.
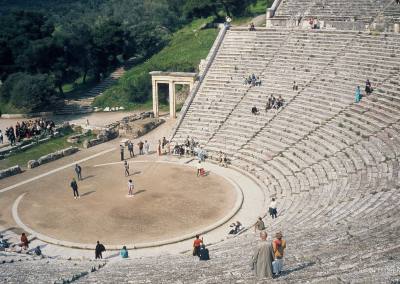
[62,147,79,156]
[0,165,22,179]
[27,160,39,169]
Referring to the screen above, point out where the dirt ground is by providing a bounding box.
[7,161,236,245]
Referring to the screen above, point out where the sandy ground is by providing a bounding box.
[0,119,236,246]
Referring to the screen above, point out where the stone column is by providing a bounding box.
[169,81,176,118]
[152,79,159,118]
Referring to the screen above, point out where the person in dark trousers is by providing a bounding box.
[124,160,130,177]
[75,164,82,180]
[199,244,210,261]
[128,141,134,158]
[70,178,80,199]
[137,141,144,155]
[192,235,203,257]
[95,241,106,259]
[120,144,125,161]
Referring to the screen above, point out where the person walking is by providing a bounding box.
[269,198,278,219]
[254,217,265,233]
[251,231,274,279]
[144,140,150,154]
[272,232,286,276]
[0,130,3,144]
[128,141,134,158]
[124,160,130,177]
[120,144,125,161]
[138,141,144,155]
[75,164,82,180]
[127,179,134,197]
[70,178,80,199]
[95,241,106,259]
[157,140,162,156]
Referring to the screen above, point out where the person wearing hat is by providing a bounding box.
[272,231,286,276]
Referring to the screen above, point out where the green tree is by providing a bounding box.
[0,72,56,112]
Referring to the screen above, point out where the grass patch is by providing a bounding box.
[93,17,218,109]
[248,0,270,14]
[0,129,83,170]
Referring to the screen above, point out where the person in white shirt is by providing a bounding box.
[127,179,134,197]
[269,198,278,219]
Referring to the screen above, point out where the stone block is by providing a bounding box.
[0,165,22,180]
[27,160,39,169]
[62,147,79,157]
[38,153,56,165]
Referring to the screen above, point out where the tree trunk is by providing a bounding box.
[83,69,88,84]
[58,84,64,97]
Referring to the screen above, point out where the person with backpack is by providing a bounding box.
[272,231,286,276]
[199,244,210,261]
[128,141,134,158]
[95,241,106,259]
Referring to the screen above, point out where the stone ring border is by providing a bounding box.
[12,160,245,251]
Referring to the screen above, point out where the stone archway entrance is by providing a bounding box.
[150,71,196,118]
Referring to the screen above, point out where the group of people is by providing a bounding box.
[252,231,287,279]
[157,137,169,156]
[2,118,55,145]
[355,79,373,103]
[0,233,42,257]
[251,95,285,115]
[192,235,210,261]
[244,74,262,86]
[120,140,150,161]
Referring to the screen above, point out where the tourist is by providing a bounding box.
[252,106,259,115]
[229,221,242,234]
[192,235,203,257]
[292,81,298,91]
[120,246,129,258]
[75,164,82,181]
[137,140,144,155]
[0,235,9,249]
[272,232,286,276]
[255,76,262,86]
[249,22,256,31]
[365,79,373,95]
[34,246,42,256]
[20,233,29,250]
[86,119,90,127]
[196,161,203,177]
[162,137,167,151]
[95,241,106,259]
[120,144,125,161]
[355,86,362,103]
[0,130,3,144]
[269,198,278,219]
[218,151,227,167]
[277,96,284,109]
[127,179,134,197]
[157,140,162,156]
[254,217,265,233]
[124,160,130,177]
[128,141,134,158]
[70,178,80,199]
[251,231,274,279]
[199,244,210,261]
[144,140,150,154]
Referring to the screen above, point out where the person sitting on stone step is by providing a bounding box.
[199,244,210,261]
[252,106,259,115]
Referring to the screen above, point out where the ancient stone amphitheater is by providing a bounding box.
[2,0,400,283]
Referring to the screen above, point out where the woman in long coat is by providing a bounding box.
[252,231,274,279]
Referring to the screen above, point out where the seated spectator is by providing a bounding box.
[120,246,129,258]
[252,106,259,115]
[34,246,42,256]
[365,79,373,95]
[276,96,284,109]
[218,151,228,167]
[20,233,29,250]
[199,244,210,261]
[0,235,10,250]
[249,22,256,31]
[255,77,262,86]
[229,221,243,234]
[292,81,298,91]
